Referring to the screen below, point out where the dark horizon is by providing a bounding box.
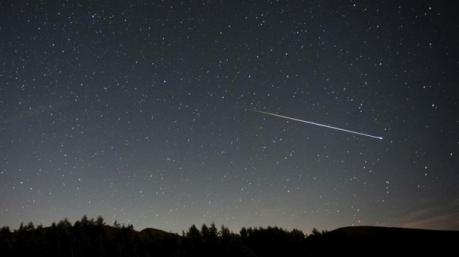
[2,215,459,257]
[1,0,458,233]
[2,214,459,234]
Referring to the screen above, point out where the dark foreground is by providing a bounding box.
[1,217,458,256]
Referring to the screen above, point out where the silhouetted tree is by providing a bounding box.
[80,215,90,226]
[208,223,218,239]
[201,224,209,240]
[186,224,201,241]
[96,216,105,226]
[57,218,71,228]
[113,220,121,229]
[240,227,248,239]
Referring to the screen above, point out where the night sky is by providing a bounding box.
[1,0,458,233]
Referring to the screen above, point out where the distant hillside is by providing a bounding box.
[327,225,459,241]
[0,216,458,257]
[308,226,459,254]
[139,227,179,239]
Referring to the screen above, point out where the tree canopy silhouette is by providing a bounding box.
[0,216,458,257]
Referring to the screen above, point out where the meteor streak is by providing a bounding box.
[251,109,383,140]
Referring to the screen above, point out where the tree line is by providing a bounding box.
[3,215,455,256]
[0,216,326,257]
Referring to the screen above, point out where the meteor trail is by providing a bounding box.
[251,109,383,140]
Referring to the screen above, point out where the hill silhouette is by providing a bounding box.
[0,216,458,256]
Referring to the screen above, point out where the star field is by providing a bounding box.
[1,0,458,232]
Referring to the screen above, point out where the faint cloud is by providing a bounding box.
[400,211,459,230]
[396,200,459,230]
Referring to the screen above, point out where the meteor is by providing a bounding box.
[251,109,383,140]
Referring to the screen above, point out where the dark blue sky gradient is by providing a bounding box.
[1,0,458,232]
